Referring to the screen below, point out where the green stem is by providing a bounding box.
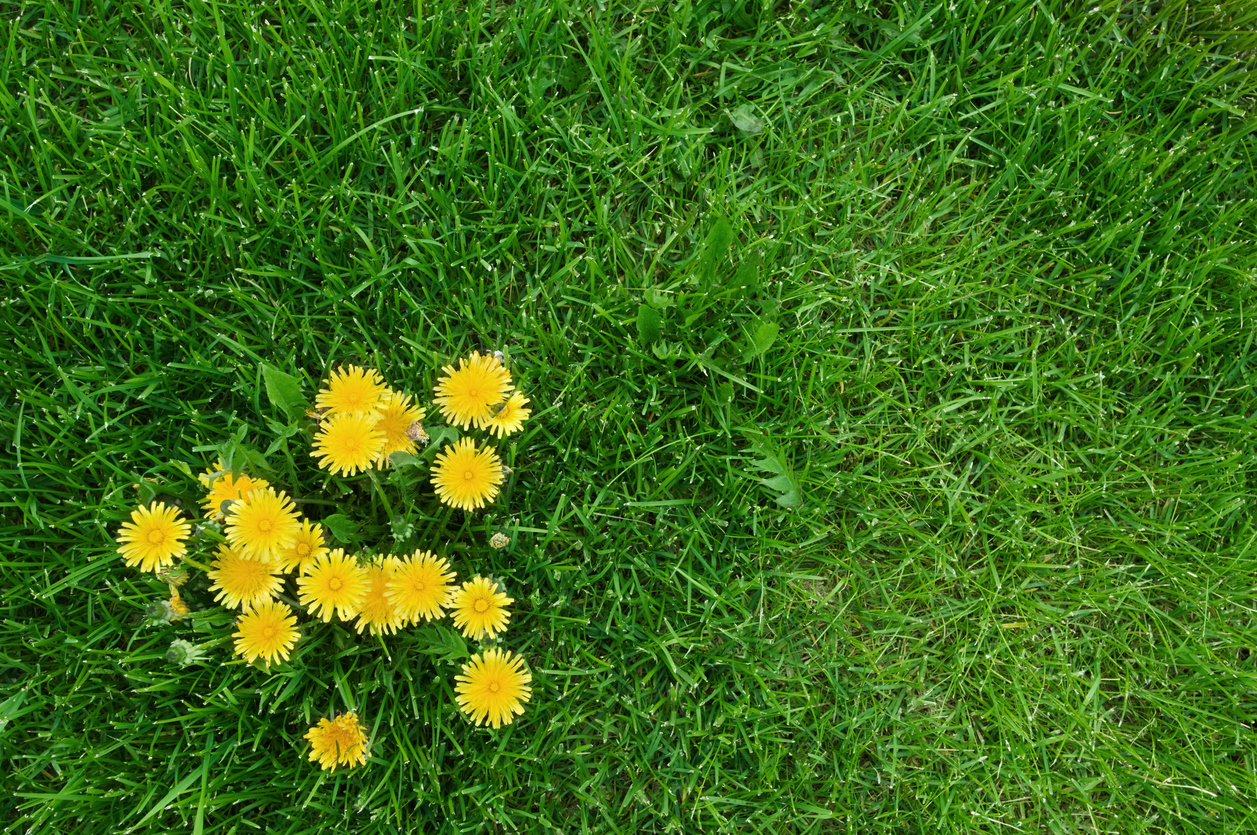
[365,469,396,524]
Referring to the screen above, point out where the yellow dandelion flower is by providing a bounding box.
[116,501,192,573]
[199,461,270,520]
[207,543,283,611]
[232,600,300,667]
[386,550,456,624]
[450,576,513,640]
[483,392,531,439]
[311,411,386,477]
[314,365,387,416]
[431,437,504,512]
[353,558,405,635]
[224,487,302,562]
[297,549,369,622]
[372,389,428,465]
[168,588,190,617]
[455,648,532,729]
[433,351,512,429]
[276,519,328,575]
[304,712,369,772]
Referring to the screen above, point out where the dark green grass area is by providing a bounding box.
[3,0,1257,832]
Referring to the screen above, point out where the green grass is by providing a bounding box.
[3,0,1257,832]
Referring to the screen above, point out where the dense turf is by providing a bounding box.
[3,0,1257,832]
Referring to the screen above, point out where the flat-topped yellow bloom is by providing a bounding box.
[297,549,368,622]
[450,576,513,640]
[224,486,301,562]
[276,519,328,575]
[433,352,512,429]
[199,461,269,521]
[315,365,387,416]
[483,392,531,439]
[353,558,405,635]
[386,550,456,624]
[455,648,532,729]
[207,543,283,611]
[311,411,386,477]
[431,437,504,512]
[116,501,192,574]
[372,389,427,465]
[305,712,369,772]
[232,600,299,667]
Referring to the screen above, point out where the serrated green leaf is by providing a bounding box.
[637,303,663,344]
[261,363,306,422]
[322,513,361,545]
[412,624,469,663]
[644,287,674,309]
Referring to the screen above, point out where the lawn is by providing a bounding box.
[3,0,1257,832]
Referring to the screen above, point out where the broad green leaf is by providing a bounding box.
[699,218,735,288]
[637,303,663,344]
[744,320,779,359]
[412,624,469,663]
[727,106,765,135]
[261,363,306,422]
[322,513,361,545]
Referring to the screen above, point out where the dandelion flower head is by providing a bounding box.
[433,351,512,429]
[450,576,513,641]
[315,365,387,416]
[277,519,328,575]
[297,549,369,622]
[353,558,405,636]
[386,550,456,624]
[199,461,269,521]
[372,389,428,464]
[207,543,283,611]
[311,411,386,477]
[232,600,300,667]
[305,712,369,772]
[484,392,531,439]
[116,501,192,574]
[431,437,504,512]
[224,486,301,562]
[455,648,532,729]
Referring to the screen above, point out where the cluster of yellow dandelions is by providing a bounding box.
[112,354,537,772]
[312,356,530,512]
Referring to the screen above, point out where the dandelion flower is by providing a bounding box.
[353,558,405,635]
[450,576,513,640]
[232,600,300,667]
[433,351,512,429]
[224,487,301,562]
[372,389,428,465]
[455,648,532,729]
[207,544,283,611]
[116,501,192,573]
[315,365,387,416]
[386,551,456,624]
[277,519,328,575]
[311,411,386,476]
[483,392,531,438]
[431,437,504,512]
[168,588,190,617]
[297,549,368,622]
[199,461,270,520]
[304,712,369,772]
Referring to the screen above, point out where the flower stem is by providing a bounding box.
[365,469,396,524]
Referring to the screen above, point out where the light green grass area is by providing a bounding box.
[3,0,1257,832]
